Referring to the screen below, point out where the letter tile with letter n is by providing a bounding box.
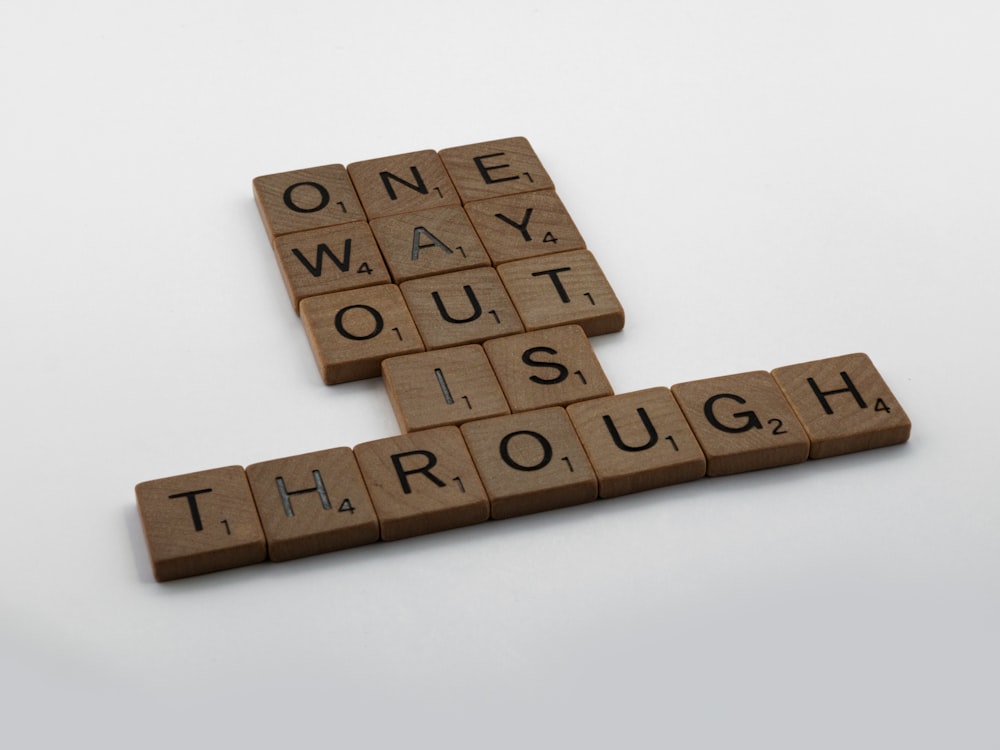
[671,371,810,477]
[300,284,424,384]
[461,407,597,520]
[245,448,380,562]
[484,325,614,412]
[399,267,524,350]
[253,164,367,241]
[381,345,510,433]
[135,466,267,581]
[497,249,625,336]
[438,136,555,202]
[348,150,460,219]
[353,426,489,541]
[770,353,911,459]
[566,388,707,498]
[463,190,586,265]
[368,206,491,283]
[269,221,391,313]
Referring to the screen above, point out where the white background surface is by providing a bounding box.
[2,1,997,747]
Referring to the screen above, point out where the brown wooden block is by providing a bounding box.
[347,150,460,219]
[483,325,613,412]
[671,371,810,477]
[566,388,707,498]
[461,407,597,520]
[382,345,510,433]
[300,284,424,384]
[497,249,625,336]
[253,164,366,240]
[770,353,911,459]
[245,448,380,562]
[400,267,524,350]
[270,221,391,312]
[354,426,489,541]
[463,190,586,265]
[438,136,555,203]
[135,466,266,582]
[368,205,491,282]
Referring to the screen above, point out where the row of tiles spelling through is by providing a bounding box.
[252,138,622,383]
[136,341,911,581]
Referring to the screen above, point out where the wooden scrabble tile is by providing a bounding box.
[368,205,491,282]
[253,164,366,240]
[483,325,613,412]
[354,426,489,541]
[300,284,424,384]
[135,466,267,582]
[270,221,391,312]
[497,249,625,336]
[671,371,810,476]
[399,267,524,350]
[246,448,380,562]
[438,136,555,203]
[381,345,510,433]
[566,388,707,498]
[347,150,460,219]
[771,353,911,459]
[463,190,586,265]
[461,407,597,520]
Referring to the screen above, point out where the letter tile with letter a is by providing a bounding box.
[135,466,267,581]
[300,284,424,384]
[438,136,555,202]
[771,353,911,459]
[253,164,367,240]
[461,407,597,520]
[671,371,810,476]
[483,325,614,412]
[353,426,489,541]
[245,448,380,562]
[566,388,706,498]
[382,344,510,433]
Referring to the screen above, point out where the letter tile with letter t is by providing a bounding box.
[135,466,267,582]
[770,353,911,459]
[671,371,810,477]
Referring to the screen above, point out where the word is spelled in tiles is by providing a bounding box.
[135,137,911,581]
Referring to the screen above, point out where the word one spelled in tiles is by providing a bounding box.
[135,137,911,581]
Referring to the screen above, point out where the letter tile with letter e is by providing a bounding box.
[135,466,267,581]
[770,352,911,459]
[353,426,489,541]
[461,407,597,519]
[567,388,706,498]
[300,284,424,384]
[246,448,380,562]
[439,136,555,202]
[671,371,810,476]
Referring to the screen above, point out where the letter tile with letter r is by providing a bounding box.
[671,371,810,476]
[353,426,489,541]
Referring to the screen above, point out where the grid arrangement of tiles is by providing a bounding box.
[135,137,911,582]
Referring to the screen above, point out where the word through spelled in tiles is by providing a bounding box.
[135,138,912,581]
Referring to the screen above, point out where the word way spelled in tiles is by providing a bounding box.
[135,137,911,581]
